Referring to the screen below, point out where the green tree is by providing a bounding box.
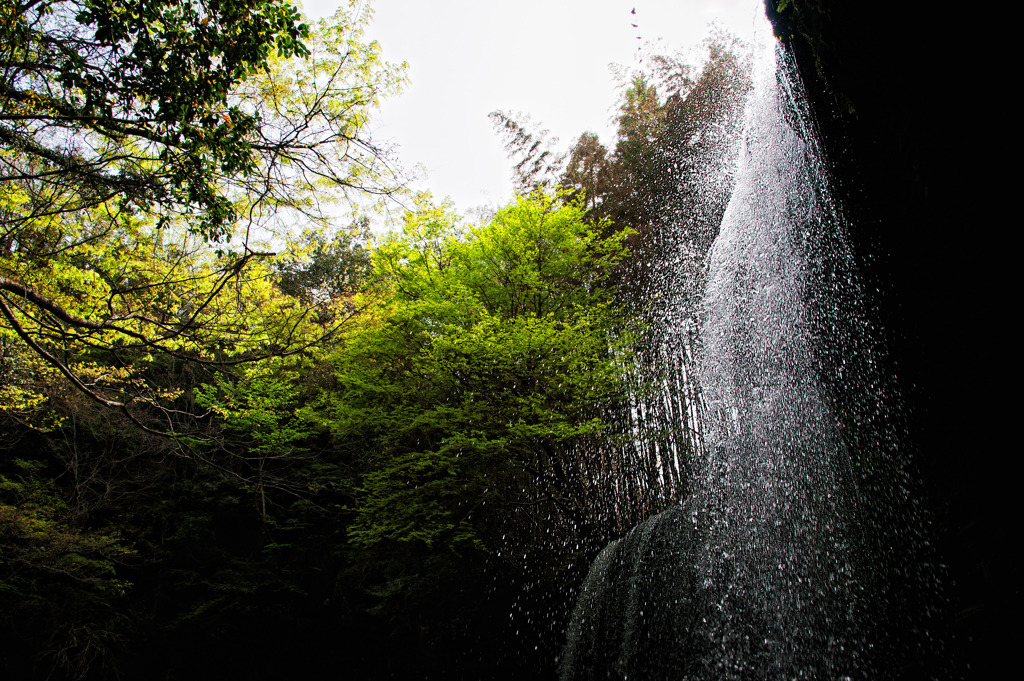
[0,0,311,241]
[274,217,374,308]
[560,33,752,235]
[0,0,406,429]
[0,457,134,679]
[561,131,612,214]
[488,111,565,194]
[314,192,637,555]
[0,4,404,674]
[489,34,754,520]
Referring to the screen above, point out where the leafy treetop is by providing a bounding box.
[313,192,638,553]
[0,0,406,431]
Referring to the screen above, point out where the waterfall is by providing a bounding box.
[694,41,867,679]
[561,24,944,681]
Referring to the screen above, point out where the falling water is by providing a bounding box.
[561,20,944,680]
[693,40,869,679]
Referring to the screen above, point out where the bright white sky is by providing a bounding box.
[301,0,769,214]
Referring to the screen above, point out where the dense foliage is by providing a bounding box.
[320,193,635,552]
[494,33,753,517]
[0,0,404,431]
[0,190,644,679]
[0,2,761,679]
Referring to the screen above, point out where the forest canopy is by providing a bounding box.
[0,2,747,679]
[0,0,406,431]
[318,192,637,552]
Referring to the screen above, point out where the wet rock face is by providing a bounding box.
[559,504,700,681]
[763,4,1003,677]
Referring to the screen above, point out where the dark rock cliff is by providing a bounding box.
[763,3,1007,678]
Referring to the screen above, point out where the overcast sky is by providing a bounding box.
[301,0,769,213]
